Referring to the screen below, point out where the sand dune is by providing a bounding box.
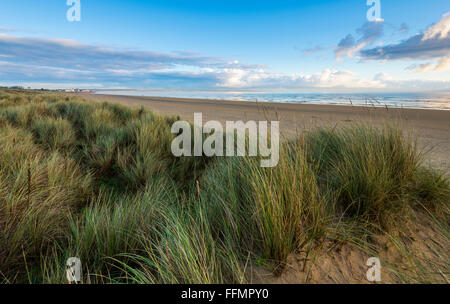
[80,93,450,171]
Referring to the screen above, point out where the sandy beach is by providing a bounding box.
[79,93,450,171]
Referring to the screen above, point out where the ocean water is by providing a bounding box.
[96,91,450,110]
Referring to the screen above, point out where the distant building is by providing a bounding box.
[64,88,90,93]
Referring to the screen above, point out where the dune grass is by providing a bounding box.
[304,125,448,227]
[0,89,448,284]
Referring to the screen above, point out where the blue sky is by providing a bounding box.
[0,0,449,92]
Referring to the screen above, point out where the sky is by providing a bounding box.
[0,0,449,92]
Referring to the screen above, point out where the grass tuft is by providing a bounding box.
[0,89,448,284]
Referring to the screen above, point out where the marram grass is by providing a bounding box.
[0,89,448,284]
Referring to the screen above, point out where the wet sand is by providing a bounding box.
[79,93,450,171]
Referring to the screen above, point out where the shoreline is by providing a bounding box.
[90,91,450,111]
[82,92,450,113]
[78,92,450,171]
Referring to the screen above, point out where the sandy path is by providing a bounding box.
[79,93,450,172]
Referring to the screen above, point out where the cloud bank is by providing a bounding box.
[0,33,384,90]
[335,21,384,60]
[0,30,449,91]
[360,12,450,73]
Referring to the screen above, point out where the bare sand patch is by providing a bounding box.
[250,212,449,284]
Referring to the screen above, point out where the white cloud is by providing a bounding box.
[422,12,450,40]
[335,21,384,60]
[214,68,384,90]
[362,12,450,73]
[0,32,449,92]
[373,72,393,81]
[435,56,450,71]
[335,35,367,60]
[406,56,450,73]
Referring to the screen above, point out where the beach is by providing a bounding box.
[80,93,450,171]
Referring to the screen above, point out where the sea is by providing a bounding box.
[95,91,450,110]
